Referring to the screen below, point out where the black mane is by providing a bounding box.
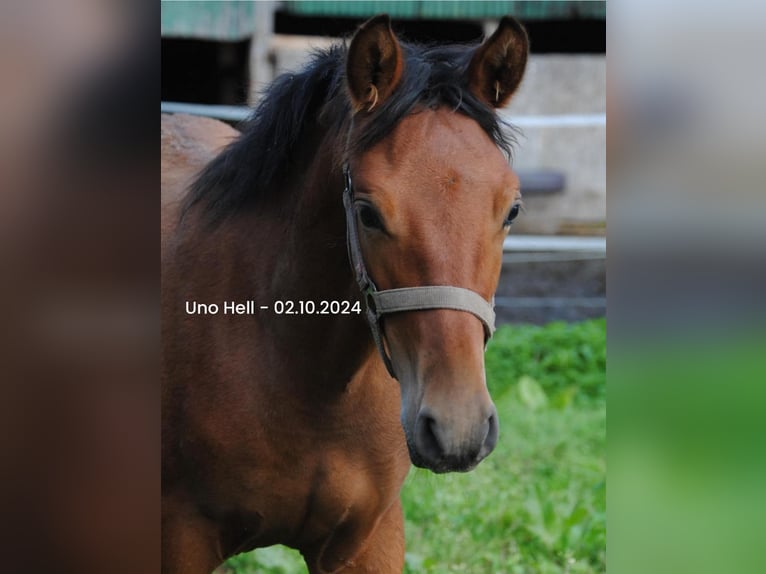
[182,40,517,224]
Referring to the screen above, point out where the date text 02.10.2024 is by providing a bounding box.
[271,300,362,315]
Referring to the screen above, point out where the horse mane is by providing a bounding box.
[182,40,518,225]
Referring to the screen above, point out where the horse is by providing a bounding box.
[162,15,528,573]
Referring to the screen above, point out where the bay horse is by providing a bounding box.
[162,15,528,573]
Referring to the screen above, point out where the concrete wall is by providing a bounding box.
[508,55,606,235]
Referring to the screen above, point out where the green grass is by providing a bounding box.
[221,319,606,573]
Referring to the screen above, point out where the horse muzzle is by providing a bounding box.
[405,400,499,473]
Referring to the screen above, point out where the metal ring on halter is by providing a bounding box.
[342,164,496,380]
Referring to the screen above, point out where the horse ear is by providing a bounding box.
[346,14,404,112]
[467,16,529,108]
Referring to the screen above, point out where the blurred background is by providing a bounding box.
[1,1,157,571]
[161,0,607,326]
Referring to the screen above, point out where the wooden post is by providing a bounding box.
[249,1,276,105]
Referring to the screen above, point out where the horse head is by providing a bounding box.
[344,15,528,473]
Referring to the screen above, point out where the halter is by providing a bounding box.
[342,164,496,380]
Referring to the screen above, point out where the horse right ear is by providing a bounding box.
[346,14,404,113]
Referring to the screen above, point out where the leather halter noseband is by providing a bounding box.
[342,165,496,380]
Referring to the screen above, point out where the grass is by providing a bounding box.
[222,319,606,573]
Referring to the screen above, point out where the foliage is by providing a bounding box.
[485,318,606,406]
[221,319,606,573]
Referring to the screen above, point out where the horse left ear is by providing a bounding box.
[467,16,529,108]
[346,14,404,113]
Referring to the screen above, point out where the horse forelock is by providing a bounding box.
[346,43,518,162]
[180,39,518,227]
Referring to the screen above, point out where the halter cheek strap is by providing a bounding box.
[342,165,496,380]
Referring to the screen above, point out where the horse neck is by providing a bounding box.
[175,125,375,394]
[266,133,376,389]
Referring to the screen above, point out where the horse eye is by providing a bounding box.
[358,204,384,230]
[504,204,521,227]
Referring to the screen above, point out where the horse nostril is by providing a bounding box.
[415,412,444,460]
[482,412,499,456]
